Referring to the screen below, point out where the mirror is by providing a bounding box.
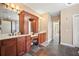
[24,16,33,34]
[0,8,19,34]
[1,19,11,34]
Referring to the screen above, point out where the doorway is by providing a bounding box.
[73,14,79,47]
[53,21,59,45]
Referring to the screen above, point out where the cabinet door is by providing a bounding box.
[38,33,46,44]
[1,39,16,56]
[17,37,25,56]
[1,44,16,56]
[25,35,31,53]
[43,33,46,43]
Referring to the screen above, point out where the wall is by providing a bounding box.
[61,4,79,45]
[39,12,53,46]
[39,13,48,32]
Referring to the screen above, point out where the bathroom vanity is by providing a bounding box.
[0,5,47,56]
[0,34,31,56]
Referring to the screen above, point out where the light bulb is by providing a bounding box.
[11,4,15,9]
[16,6,19,10]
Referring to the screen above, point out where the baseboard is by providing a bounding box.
[41,41,49,47]
[41,39,52,47]
[60,42,75,47]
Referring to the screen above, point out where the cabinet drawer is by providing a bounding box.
[38,33,46,44]
[1,44,16,56]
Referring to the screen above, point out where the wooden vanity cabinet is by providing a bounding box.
[0,41,1,56]
[16,37,26,56]
[25,35,32,53]
[1,39,16,56]
[0,35,32,56]
[38,33,46,44]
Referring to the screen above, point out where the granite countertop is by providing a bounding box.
[0,34,30,40]
[0,31,46,40]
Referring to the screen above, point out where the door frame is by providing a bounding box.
[53,20,60,44]
[59,17,61,44]
[73,14,79,47]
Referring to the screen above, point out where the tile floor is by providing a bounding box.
[24,40,79,56]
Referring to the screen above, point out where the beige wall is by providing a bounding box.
[39,13,48,32]
[61,4,79,45]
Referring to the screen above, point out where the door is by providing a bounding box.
[53,21,59,44]
[16,37,25,56]
[73,14,79,47]
[25,35,31,53]
[1,39,16,56]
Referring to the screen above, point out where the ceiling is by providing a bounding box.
[24,3,68,16]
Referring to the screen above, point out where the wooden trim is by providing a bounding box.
[59,16,61,44]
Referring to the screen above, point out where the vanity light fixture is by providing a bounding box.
[1,3,21,13]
